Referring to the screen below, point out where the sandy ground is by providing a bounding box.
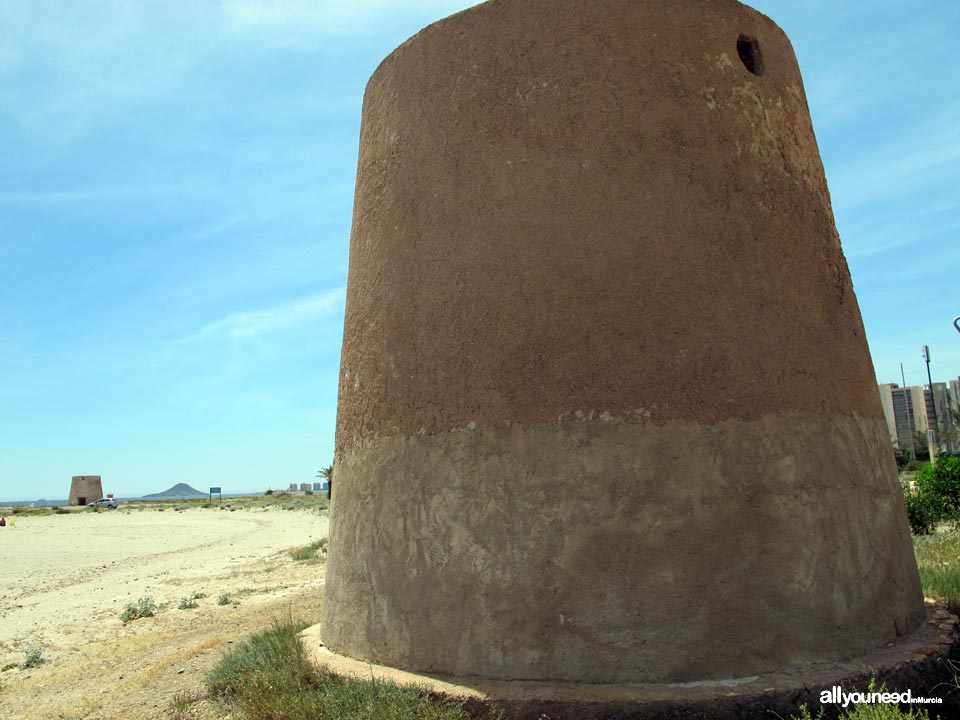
[0,506,329,720]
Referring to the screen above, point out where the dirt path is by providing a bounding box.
[0,507,329,719]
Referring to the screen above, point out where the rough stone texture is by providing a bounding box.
[322,0,926,684]
[324,416,925,682]
[68,475,103,506]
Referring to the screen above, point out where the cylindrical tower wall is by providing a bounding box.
[322,0,925,683]
[69,476,103,506]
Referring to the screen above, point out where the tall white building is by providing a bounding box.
[878,379,960,453]
[877,384,928,451]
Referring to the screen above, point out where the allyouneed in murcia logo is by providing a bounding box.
[820,686,942,708]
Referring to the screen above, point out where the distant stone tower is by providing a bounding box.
[69,476,103,506]
[322,0,926,684]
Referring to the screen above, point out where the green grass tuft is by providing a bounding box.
[289,538,328,562]
[913,531,960,615]
[207,617,471,720]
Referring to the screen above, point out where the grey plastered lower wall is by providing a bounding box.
[321,413,925,683]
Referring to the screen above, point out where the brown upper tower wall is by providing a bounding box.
[336,0,877,451]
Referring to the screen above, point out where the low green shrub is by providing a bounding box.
[7,506,54,517]
[916,456,960,518]
[902,456,960,535]
[120,596,158,622]
[18,647,44,670]
[903,487,939,535]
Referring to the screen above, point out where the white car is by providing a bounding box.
[88,498,118,509]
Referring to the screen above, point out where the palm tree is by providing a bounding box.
[317,465,333,499]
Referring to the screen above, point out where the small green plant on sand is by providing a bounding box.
[217,593,232,606]
[170,689,204,720]
[178,596,199,610]
[289,538,328,562]
[18,647,44,670]
[119,596,158,622]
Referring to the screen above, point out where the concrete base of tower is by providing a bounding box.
[302,605,956,719]
[321,413,925,683]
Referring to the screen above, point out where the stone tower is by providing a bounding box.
[68,476,103,506]
[322,0,925,684]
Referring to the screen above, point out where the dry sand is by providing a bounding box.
[0,506,329,719]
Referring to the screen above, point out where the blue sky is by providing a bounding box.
[1,1,957,501]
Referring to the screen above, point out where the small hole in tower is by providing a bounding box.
[737,35,763,76]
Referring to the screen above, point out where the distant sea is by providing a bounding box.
[1,492,269,507]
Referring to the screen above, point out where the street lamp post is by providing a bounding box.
[923,345,938,459]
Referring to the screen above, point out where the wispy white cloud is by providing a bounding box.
[0,0,486,142]
[219,0,481,41]
[806,30,928,127]
[829,100,960,212]
[839,199,960,259]
[0,2,223,141]
[176,288,345,345]
[0,185,210,205]
[784,0,960,131]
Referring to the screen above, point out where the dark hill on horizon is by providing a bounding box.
[142,483,207,499]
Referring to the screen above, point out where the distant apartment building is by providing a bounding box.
[940,379,960,454]
[289,482,298,492]
[300,482,311,492]
[313,482,323,492]
[878,384,927,450]
[878,379,959,452]
[927,383,952,431]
